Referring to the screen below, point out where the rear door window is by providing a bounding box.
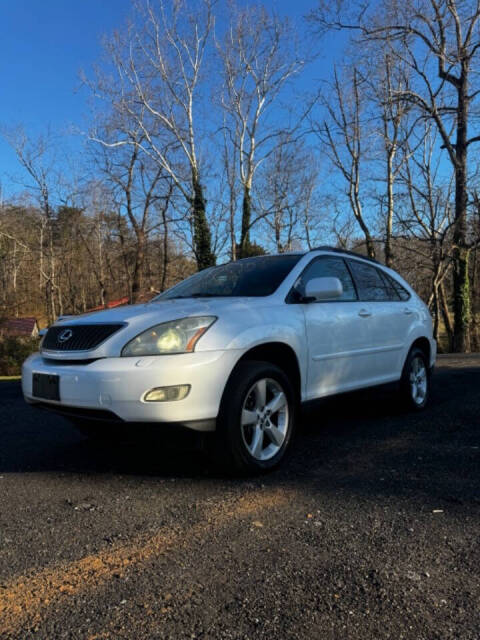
[347,260,393,301]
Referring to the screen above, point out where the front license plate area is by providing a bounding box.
[32,373,60,401]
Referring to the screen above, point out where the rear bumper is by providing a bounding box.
[22,350,241,431]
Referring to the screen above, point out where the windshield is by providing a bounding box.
[154,254,303,300]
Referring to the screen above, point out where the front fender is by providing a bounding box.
[223,323,308,400]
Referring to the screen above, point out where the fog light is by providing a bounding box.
[144,384,191,402]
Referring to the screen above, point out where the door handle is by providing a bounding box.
[358,309,372,318]
[404,308,413,315]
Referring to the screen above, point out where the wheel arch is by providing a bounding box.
[225,342,302,403]
[409,336,431,364]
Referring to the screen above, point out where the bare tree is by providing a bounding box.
[217,5,305,257]
[317,67,377,259]
[373,53,413,267]
[397,124,455,345]
[3,128,62,322]
[312,0,480,350]
[92,125,173,302]
[257,137,321,252]
[91,0,215,270]
[220,120,240,260]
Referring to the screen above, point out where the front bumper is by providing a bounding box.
[22,350,241,431]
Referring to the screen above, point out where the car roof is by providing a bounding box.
[246,246,381,265]
[232,247,382,266]
[306,246,382,265]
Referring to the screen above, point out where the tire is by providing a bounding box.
[212,360,297,474]
[399,346,430,411]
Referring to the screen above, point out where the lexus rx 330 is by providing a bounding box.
[22,247,436,473]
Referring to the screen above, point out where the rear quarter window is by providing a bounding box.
[348,259,411,302]
[382,271,411,301]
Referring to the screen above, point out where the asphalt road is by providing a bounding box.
[0,355,479,640]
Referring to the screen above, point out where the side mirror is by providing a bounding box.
[38,328,47,337]
[304,277,343,301]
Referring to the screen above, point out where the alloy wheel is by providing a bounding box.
[409,356,428,405]
[240,377,289,461]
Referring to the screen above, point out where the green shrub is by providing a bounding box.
[0,337,40,376]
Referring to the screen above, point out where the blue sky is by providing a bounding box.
[0,0,132,188]
[0,0,328,196]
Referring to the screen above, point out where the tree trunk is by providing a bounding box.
[131,229,146,303]
[239,184,252,258]
[359,223,376,261]
[452,77,471,352]
[452,246,471,352]
[230,204,237,261]
[274,207,282,253]
[161,217,169,293]
[471,244,479,351]
[47,220,56,324]
[97,219,106,307]
[439,281,453,351]
[349,190,376,260]
[192,173,215,270]
[430,243,441,342]
[432,285,440,343]
[385,152,394,268]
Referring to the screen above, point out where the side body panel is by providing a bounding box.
[302,300,376,399]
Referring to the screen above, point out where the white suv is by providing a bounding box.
[22,247,436,473]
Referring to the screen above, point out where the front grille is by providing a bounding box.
[42,324,123,351]
[41,358,102,366]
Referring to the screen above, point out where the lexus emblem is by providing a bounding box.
[58,328,73,343]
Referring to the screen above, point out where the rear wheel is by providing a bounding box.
[213,360,297,474]
[399,346,430,411]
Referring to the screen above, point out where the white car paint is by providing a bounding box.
[22,249,436,431]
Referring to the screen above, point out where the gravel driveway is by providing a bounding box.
[0,355,479,639]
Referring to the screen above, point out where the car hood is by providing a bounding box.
[42,297,271,359]
[41,293,309,360]
[56,297,260,327]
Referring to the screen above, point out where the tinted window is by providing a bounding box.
[348,260,394,301]
[296,257,357,301]
[382,271,411,301]
[156,254,302,299]
[377,270,401,300]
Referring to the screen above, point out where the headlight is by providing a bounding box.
[121,316,216,357]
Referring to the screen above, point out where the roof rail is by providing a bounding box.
[309,245,382,265]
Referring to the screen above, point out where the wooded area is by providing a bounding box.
[1,0,480,352]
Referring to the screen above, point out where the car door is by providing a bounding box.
[378,268,417,376]
[296,256,374,399]
[346,259,407,382]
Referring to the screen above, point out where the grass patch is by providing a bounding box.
[0,375,21,381]
[0,337,39,376]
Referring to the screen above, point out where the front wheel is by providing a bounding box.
[213,360,297,474]
[399,347,430,411]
